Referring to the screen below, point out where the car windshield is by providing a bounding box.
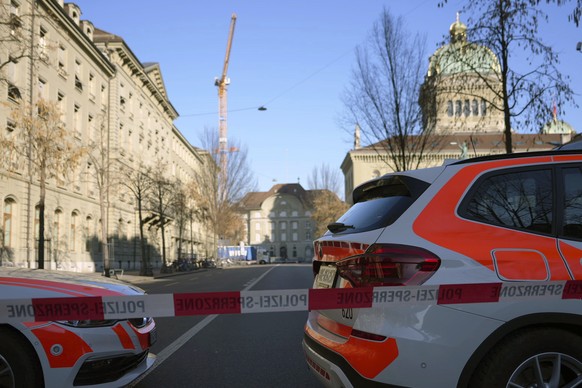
[332,175,430,234]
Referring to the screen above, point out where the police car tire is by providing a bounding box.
[0,327,43,388]
[469,327,582,388]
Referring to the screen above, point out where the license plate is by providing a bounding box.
[149,327,158,346]
[316,265,337,288]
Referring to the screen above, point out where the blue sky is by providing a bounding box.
[73,0,582,194]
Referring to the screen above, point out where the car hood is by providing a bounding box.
[0,267,145,299]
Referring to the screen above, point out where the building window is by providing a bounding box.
[472,99,479,116]
[481,100,487,116]
[54,209,62,247]
[57,92,65,116]
[74,60,83,91]
[447,100,453,117]
[455,100,462,117]
[463,99,470,117]
[38,78,47,99]
[74,104,81,137]
[3,198,15,248]
[39,26,47,58]
[292,232,298,241]
[6,120,16,133]
[291,221,298,230]
[9,0,21,32]
[89,73,95,100]
[7,57,21,101]
[10,0,20,17]
[88,114,94,142]
[34,206,40,248]
[58,45,67,77]
[70,211,78,252]
[100,84,106,107]
[85,216,93,252]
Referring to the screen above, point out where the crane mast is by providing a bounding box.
[215,13,237,179]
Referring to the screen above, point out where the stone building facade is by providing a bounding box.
[341,16,575,203]
[239,184,316,262]
[0,0,212,272]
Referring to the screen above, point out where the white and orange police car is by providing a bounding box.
[0,268,156,388]
[303,146,582,388]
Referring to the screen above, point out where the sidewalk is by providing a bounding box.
[112,268,206,284]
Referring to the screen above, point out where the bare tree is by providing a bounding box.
[149,162,176,270]
[307,163,343,199]
[341,8,438,172]
[119,160,154,275]
[172,180,190,263]
[1,98,85,269]
[194,127,256,250]
[84,114,118,276]
[307,163,349,238]
[438,1,576,153]
[1,2,31,84]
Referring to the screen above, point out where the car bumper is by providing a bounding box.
[303,305,505,388]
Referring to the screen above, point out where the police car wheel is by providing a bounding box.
[469,328,582,388]
[0,328,43,388]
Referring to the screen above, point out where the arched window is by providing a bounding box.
[34,205,40,248]
[481,100,487,116]
[85,216,93,252]
[372,169,381,178]
[70,211,78,252]
[54,209,62,247]
[447,100,453,117]
[3,198,15,248]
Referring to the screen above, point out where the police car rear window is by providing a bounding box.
[333,176,429,234]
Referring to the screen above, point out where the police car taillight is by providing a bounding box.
[336,244,440,287]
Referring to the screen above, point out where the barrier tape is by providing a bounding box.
[0,280,580,323]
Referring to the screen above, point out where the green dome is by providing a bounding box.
[427,16,500,77]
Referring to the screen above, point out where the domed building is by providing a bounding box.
[420,14,504,134]
[340,16,575,203]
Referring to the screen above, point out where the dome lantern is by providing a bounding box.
[449,12,467,43]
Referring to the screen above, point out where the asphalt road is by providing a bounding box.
[129,264,321,388]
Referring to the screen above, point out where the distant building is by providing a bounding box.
[239,184,317,262]
[341,15,575,203]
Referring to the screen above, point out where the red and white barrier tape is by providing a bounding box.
[0,280,580,323]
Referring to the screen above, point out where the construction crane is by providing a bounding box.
[215,13,237,178]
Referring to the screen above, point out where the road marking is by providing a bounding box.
[128,265,278,386]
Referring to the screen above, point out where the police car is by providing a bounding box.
[303,148,582,387]
[0,268,156,388]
